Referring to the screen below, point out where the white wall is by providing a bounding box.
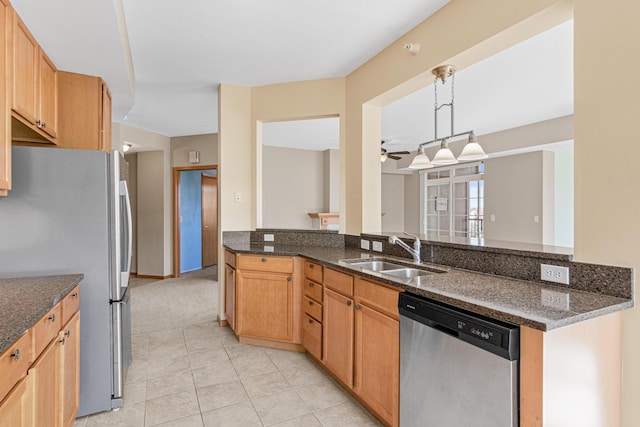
[404,172,421,235]
[171,133,218,167]
[262,146,325,229]
[381,174,405,232]
[554,148,573,247]
[324,149,340,212]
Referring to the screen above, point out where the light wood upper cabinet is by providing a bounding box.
[38,50,57,138]
[57,72,112,151]
[0,0,11,196]
[11,9,58,144]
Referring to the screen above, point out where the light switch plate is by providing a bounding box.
[372,241,383,252]
[360,239,370,250]
[264,234,274,242]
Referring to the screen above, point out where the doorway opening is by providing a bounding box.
[173,165,218,277]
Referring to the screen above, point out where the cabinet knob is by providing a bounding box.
[36,120,42,127]
[287,277,291,282]
[308,300,313,306]
[355,304,361,311]
[42,122,47,129]
[309,264,314,269]
[10,349,20,361]
[48,313,56,322]
[59,337,66,346]
[346,300,352,306]
[308,282,313,287]
[72,292,79,298]
[308,319,313,324]
[65,330,71,338]
[261,257,267,262]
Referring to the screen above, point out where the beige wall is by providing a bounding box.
[381,174,405,232]
[171,133,218,167]
[323,149,340,212]
[262,146,325,229]
[573,1,640,425]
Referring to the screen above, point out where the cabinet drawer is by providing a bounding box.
[304,260,323,283]
[303,296,323,321]
[237,255,293,273]
[32,303,61,357]
[0,330,32,403]
[302,314,322,361]
[224,250,236,268]
[355,278,400,320]
[324,268,354,297]
[303,280,323,303]
[62,286,80,325]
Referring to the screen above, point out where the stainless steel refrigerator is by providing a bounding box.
[0,145,133,416]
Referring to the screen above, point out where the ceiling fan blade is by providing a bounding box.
[388,155,402,160]
[388,151,410,155]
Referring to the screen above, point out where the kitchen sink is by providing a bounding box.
[380,268,433,278]
[346,260,407,272]
[342,257,446,279]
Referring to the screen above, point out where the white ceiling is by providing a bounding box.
[11,0,450,137]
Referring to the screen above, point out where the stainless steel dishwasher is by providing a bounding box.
[399,292,520,427]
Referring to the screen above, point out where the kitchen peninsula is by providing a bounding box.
[223,229,633,427]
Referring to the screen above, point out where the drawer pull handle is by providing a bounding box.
[72,292,79,298]
[65,330,71,338]
[48,313,56,322]
[261,258,267,262]
[346,300,352,306]
[308,319,313,324]
[59,337,65,346]
[10,349,20,361]
[308,301,313,306]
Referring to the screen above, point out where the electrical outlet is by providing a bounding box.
[360,239,370,250]
[541,289,570,310]
[263,245,274,252]
[264,234,274,242]
[372,241,383,252]
[540,264,570,285]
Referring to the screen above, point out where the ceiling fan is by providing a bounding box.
[381,140,410,162]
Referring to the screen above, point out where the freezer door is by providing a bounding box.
[111,290,131,408]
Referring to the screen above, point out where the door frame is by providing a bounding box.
[172,164,218,278]
[201,172,218,268]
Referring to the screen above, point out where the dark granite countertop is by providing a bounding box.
[224,243,633,331]
[0,274,83,353]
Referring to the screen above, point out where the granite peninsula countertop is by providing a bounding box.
[224,243,633,331]
[0,274,83,353]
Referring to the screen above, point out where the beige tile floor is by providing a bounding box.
[73,268,382,427]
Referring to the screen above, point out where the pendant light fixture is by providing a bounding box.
[409,65,487,169]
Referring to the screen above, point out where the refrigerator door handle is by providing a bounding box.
[119,180,133,288]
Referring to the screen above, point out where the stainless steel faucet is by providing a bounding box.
[389,232,421,263]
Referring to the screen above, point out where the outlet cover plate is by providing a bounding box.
[264,234,274,242]
[360,239,370,250]
[540,264,570,285]
[372,241,383,252]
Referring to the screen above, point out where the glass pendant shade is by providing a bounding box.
[458,133,488,161]
[431,142,458,165]
[408,149,433,169]
[380,153,388,162]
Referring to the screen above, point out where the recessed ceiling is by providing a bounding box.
[11,0,450,137]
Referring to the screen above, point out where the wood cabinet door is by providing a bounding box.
[28,338,60,427]
[322,288,354,387]
[101,83,111,151]
[0,377,30,427]
[225,264,236,331]
[354,303,399,427]
[12,12,38,125]
[236,271,293,341]
[59,312,79,427]
[38,50,57,138]
[0,0,11,195]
